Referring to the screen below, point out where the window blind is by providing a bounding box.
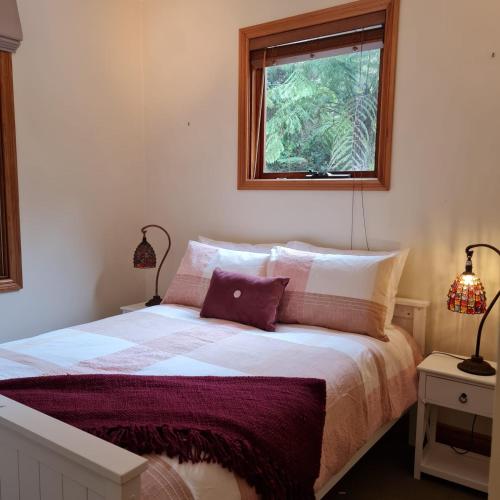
[248,11,385,51]
[0,0,22,53]
[250,27,384,68]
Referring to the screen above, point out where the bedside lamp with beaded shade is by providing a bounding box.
[447,243,499,376]
[133,224,172,307]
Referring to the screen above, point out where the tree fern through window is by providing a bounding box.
[264,48,381,174]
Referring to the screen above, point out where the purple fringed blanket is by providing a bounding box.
[0,375,326,499]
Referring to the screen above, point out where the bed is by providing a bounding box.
[0,298,429,500]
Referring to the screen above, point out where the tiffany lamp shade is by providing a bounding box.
[133,225,172,307]
[447,243,499,376]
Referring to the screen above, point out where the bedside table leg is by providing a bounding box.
[427,406,437,445]
[414,399,427,479]
[408,405,417,446]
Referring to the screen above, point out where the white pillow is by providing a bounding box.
[268,246,398,340]
[164,241,269,308]
[286,241,409,325]
[198,236,283,254]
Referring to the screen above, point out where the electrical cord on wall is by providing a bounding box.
[360,49,372,252]
[350,183,370,250]
[348,29,371,251]
[350,188,355,250]
[361,181,370,251]
[350,29,364,250]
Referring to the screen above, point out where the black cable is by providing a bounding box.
[431,351,467,361]
[450,414,477,455]
[350,186,355,250]
[349,29,365,251]
[360,182,370,251]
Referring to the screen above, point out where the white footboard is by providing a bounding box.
[0,395,147,500]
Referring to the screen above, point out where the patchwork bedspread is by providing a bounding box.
[0,305,421,499]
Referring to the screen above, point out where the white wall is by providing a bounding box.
[0,0,147,341]
[143,0,500,359]
[1,0,498,359]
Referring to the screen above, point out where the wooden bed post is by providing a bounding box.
[393,297,430,354]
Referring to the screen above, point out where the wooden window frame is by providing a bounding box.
[237,0,400,191]
[0,51,22,292]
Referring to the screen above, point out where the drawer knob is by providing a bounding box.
[459,393,468,404]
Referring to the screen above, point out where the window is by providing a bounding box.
[238,0,399,190]
[0,51,22,292]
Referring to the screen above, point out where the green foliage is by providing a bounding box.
[264,49,380,173]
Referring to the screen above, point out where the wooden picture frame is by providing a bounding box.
[237,0,400,190]
[0,51,22,292]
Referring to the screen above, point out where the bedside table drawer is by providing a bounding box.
[425,376,494,417]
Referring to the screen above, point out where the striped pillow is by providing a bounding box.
[163,241,269,308]
[286,241,409,326]
[267,246,398,340]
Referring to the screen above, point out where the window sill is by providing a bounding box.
[237,177,389,191]
[0,278,23,293]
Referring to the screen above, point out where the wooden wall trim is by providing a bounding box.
[0,51,22,293]
[242,0,392,39]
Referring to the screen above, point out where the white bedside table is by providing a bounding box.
[120,302,147,314]
[414,352,496,492]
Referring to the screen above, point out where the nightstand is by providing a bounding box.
[414,352,496,492]
[120,302,147,314]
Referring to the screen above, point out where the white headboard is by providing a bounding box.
[393,297,430,354]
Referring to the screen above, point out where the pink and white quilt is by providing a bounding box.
[0,304,421,499]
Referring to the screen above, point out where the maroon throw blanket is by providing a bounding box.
[0,375,326,499]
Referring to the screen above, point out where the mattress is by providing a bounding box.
[0,304,421,499]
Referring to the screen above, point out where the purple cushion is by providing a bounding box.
[200,268,289,331]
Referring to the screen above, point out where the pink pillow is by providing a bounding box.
[268,246,398,340]
[200,268,289,331]
[163,241,269,308]
[286,241,409,326]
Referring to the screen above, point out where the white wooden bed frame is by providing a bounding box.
[0,297,429,500]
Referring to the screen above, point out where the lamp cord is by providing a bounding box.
[360,49,372,251]
[350,32,364,250]
[349,30,371,251]
[361,179,370,251]
[450,415,477,455]
[431,351,467,361]
[350,187,355,250]
[425,407,477,456]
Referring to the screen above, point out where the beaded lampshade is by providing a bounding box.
[133,225,172,307]
[447,273,486,315]
[446,243,499,377]
[133,236,157,269]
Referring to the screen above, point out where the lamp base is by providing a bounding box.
[145,295,162,307]
[457,355,496,376]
